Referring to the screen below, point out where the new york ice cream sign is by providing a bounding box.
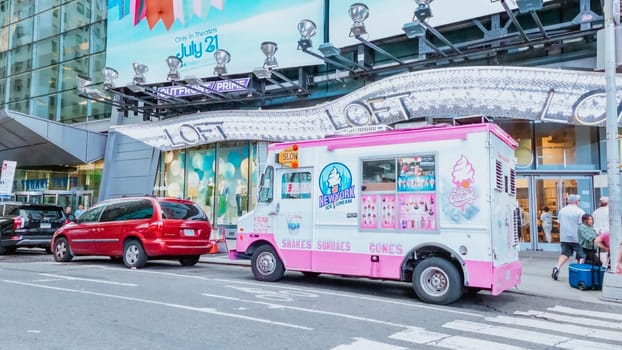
[318,163,355,210]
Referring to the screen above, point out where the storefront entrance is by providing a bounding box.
[517,175,594,251]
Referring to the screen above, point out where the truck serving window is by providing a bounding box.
[281,172,312,199]
[258,166,274,203]
[360,154,437,232]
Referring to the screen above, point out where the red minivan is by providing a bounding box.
[51,196,212,268]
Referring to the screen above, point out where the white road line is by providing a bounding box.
[38,273,138,287]
[432,335,529,350]
[548,305,622,322]
[443,320,622,350]
[487,315,622,342]
[389,327,448,344]
[331,337,407,350]
[515,310,622,330]
[87,265,483,318]
[2,280,312,331]
[201,293,415,328]
[390,328,528,350]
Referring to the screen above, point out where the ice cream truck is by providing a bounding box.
[231,122,522,305]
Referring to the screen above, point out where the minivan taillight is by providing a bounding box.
[13,217,24,230]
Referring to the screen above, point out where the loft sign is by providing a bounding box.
[157,78,250,97]
[163,121,226,148]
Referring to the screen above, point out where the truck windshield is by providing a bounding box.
[258,166,274,203]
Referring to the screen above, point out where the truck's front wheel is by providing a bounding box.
[251,245,285,282]
[412,257,462,305]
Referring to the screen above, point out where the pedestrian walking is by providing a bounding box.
[592,197,609,235]
[594,232,610,267]
[551,194,585,280]
[75,204,85,218]
[540,206,553,243]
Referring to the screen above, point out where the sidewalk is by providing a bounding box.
[199,249,617,304]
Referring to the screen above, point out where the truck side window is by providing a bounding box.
[362,159,396,192]
[258,166,274,203]
[282,172,312,199]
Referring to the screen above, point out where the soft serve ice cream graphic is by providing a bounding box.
[451,155,475,189]
[449,155,478,211]
[327,167,341,193]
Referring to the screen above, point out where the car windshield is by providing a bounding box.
[158,200,207,221]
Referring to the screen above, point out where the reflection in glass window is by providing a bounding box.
[90,21,106,53]
[30,94,58,120]
[259,166,274,203]
[63,0,90,31]
[59,90,86,123]
[11,17,33,48]
[0,26,8,51]
[33,36,59,68]
[362,159,395,192]
[12,0,34,20]
[535,124,598,170]
[0,1,9,27]
[34,7,60,41]
[281,172,312,199]
[497,120,533,169]
[32,66,58,96]
[60,56,88,91]
[10,44,32,75]
[8,72,30,102]
[62,26,90,61]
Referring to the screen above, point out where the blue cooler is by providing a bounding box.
[568,263,606,290]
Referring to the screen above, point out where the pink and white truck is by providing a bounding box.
[231,122,522,304]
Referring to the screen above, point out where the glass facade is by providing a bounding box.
[0,0,110,123]
[155,141,258,226]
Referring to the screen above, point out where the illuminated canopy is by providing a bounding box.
[112,66,622,150]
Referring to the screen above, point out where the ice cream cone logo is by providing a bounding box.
[451,155,475,187]
[327,167,341,194]
[449,155,477,210]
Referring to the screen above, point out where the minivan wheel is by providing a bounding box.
[123,239,147,268]
[179,255,200,266]
[53,237,73,262]
[251,245,285,282]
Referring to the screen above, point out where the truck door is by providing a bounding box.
[273,167,314,271]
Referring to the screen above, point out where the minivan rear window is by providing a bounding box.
[16,207,64,220]
[159,200,208,221]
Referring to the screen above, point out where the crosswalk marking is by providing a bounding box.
[514,310,622,330]
[389,327,528,350]
[486,315,622,342]
[331,338,407,350]
[430,335,528,350]
[548,305,622,322]
[331,305,622,350]
[389,327,448,344]
[443,320,622,350]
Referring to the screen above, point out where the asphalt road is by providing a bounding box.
[1,250,622,350]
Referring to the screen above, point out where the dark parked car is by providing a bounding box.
[0,202,67,254]
[51,196,213,268]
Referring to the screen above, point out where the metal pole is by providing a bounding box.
[601,0,622,302]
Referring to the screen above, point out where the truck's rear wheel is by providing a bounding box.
[251,245,285,282]
[412,257,462,305]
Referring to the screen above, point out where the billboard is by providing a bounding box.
[106,0,325,86]
[328,0,555,47]
[0,160,17,198]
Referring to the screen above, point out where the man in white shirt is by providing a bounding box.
[592,197,609,235]
[551,194,585,280]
